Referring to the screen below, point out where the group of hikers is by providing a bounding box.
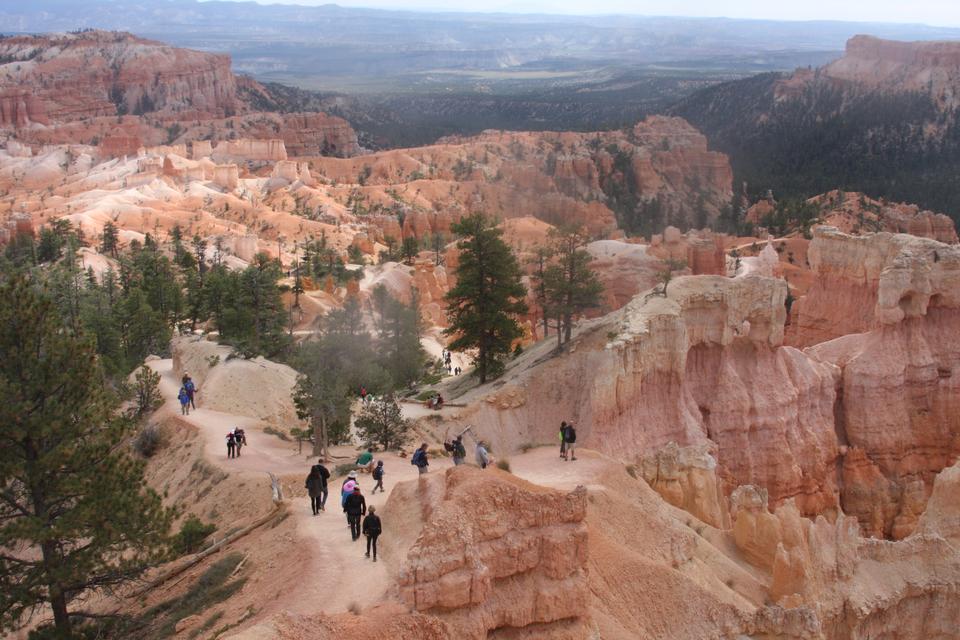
[443,435,493,469]
[225,427,247,458]
[441,349,462,376]
[177,372,197,415]
[304,459,383,561]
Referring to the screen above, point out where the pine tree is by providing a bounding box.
[401,236,419,265]
[444,213,528,383]
[542,226,604,348]
[100,221,119,258]
[0,277,172,637]
[354,395,411,450]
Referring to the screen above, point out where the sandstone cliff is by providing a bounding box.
[0,30,360,158]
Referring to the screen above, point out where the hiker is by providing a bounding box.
[451,436,466,466]
[344,486,367,540]
[360,385,368,405]
[178,386,191,415]
[432,393,444,410]
[183,374,197,410]
[363,505,382,561]
[310,459,331,511]
[341,472,358,524]
[371,460,385,494]
[356,448,375,473]
[559,421,568,460]
[475,441,491,469]
[305,466,326,515]
[226,431,236,459]
[411,443,429,475]
[233,427,247,457]
[563,422,577,461]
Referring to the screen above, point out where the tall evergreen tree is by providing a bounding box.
[542,226,604,348]
[0,277,172,638]
[100,221,119,259]
[444,213,528,383]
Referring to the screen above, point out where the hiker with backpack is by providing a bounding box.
[411,443,429,475]
[183,373,197,410]
[233,427,247,457]
[178,386,191,415]
[226,431,236,458]
[308,459,331,512]
[559,421,568,460]
[563,422,577,461]
[344,486,367,541]
[363,505,382,561]
[446,436,466,466]
[371,461,385,494]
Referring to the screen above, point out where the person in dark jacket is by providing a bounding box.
[564,423,577,461]
[412,443,429,475]
[344,486,367,540]
[363,505,382,561]
[305,467,326,515]
[371,461,385,494]
[310,460,331,510]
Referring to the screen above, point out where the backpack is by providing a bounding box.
[566,426,577,443]
[411,449,422,466]
[454,441,466,458]
[373,465,383,480]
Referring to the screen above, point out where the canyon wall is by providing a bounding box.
[385,467,591,640]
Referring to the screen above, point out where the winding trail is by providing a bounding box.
[149,357,602,617]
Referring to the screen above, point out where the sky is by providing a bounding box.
[239,0,960,27]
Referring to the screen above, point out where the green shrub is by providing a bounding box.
[173,515,216,555]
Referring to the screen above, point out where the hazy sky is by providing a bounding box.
[241,0,960,26]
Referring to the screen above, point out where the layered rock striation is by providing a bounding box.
[387,466,591,639]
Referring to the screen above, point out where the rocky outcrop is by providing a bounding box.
[389,466,591,639]
[0,31,238,125]
[454,274,841,518]
[790,225,960,346]
[212,139,288,163]
[822,35,960,109]
[639,442,728,528]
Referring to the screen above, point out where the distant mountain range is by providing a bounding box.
[670,35,960,224]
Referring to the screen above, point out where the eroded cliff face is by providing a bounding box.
[0,30,361,158]
[388,467,591,640]
[447,228,959,544]
[309,115,733,237]
[790,225,960,346]
[0,31,238,124]
[453,273,841,519]
[821,35,960,109]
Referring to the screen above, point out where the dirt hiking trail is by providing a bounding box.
[149,358,603,619]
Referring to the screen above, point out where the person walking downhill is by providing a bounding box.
[363,505,382,561]
[178,386,191,415]
[411,443,429,475]
[371,460,385,494]
[305,466,326,516]
[310,459,331,511]
[564,422,578,461]
[344,486,367,541]
[341,472,358,525]
[559,421,568,461]
[226,431,236,459]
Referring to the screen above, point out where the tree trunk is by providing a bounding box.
[40,534,71,636]
[563,312,572,344]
